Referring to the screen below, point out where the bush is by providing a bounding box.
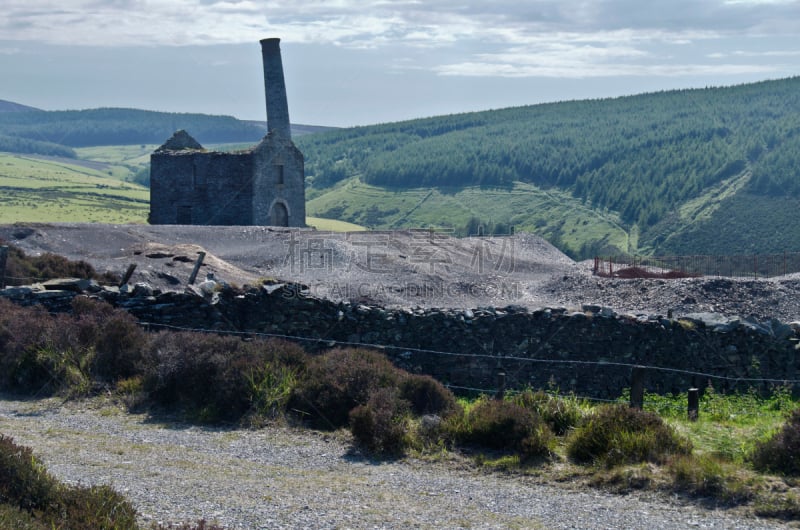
[349,387,411,456]
[750,408,800,475]
[11,346,91,397]
[456,398,553,459]
[399,374,460,417]
[0,435,56,513]
[0,241,118,287]
[512,389,584,435]
[0,300,57,390]
[0,298,148,394]
[567,404,692,467]
[0,435,137,529]
[70,297,149,382]
[290,348,402,429]
[144,332,306,423]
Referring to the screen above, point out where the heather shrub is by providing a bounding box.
[290,348,403,429]
[567,404,692,467]
[70,297,149,382]
[750,408,800,475]
[512,389,584,435]
[0,435,137,529]
[399,374,460,417]
[456,398,554,459]
[0,435,57,512]
[144,332,306,422]
[144,331,257,421]
[0,241,117,287]
[0,300,55,389]
[349,387,411,456]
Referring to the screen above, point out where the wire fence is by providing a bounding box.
[594,252,800,279]
[139,320,800,420]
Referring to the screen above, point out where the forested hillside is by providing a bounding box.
[0,107,266,148]
[297,77,800,256]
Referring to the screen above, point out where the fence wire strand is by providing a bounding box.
[139,321,800,386]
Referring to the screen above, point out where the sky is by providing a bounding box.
[1,0,799,127]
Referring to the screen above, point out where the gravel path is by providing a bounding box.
[0,396,790,529]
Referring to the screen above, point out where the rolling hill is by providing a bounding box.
[296,77,800,257]
[2,77,799,258]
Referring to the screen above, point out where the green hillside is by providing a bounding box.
[297,77,800,257]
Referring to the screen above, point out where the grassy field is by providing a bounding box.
[306,216,366,232]
[308,177,631,257]
[0,153,150,224]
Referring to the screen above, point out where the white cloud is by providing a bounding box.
[1,0,798,80]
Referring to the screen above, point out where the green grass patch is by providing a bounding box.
[0,152,149,224]
[305,216,367,232]
[307,177,630,258]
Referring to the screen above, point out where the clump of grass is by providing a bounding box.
[567,404,692,468]
[669,454,754,504]
[453,397,554,460]
[511,389,585,435]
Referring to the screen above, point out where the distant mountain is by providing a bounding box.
[0,99,42,113]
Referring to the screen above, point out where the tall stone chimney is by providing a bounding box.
[260,38,292,140]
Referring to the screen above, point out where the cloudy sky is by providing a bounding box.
[1,0,799,127]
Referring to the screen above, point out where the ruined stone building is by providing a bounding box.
[149,38,305,227]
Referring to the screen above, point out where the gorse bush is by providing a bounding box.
[750,408,800,475]
[567,404,692,467]
[0,435,137,529]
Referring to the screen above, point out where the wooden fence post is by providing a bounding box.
[188,251,206,285]
[688,388,699,421]
[495,371,506,400]
[630,366,645,409]
[119,263,137,288]
[0,245,8,289]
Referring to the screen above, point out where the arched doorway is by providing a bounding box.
[271,202,289,227]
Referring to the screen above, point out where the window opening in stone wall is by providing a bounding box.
[276,164,284,185]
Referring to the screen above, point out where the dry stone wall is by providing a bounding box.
[2,280,799,399]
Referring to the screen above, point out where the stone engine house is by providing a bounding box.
[149,38,305,227]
